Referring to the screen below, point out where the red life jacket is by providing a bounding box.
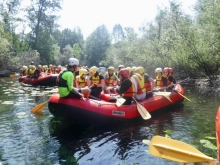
[144,75,151,91]
[122,79,136,97]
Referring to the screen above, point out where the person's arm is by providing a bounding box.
[66,72,82,98]
[96,76,105,87]
[75,77,79,88]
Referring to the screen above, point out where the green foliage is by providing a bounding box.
[85,25,111,66]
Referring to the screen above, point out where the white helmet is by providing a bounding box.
[68,58,79,66]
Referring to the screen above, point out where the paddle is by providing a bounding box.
[177,92,191,102]
[114,96,126,107]
[153,92,173,104]
[30,101,48,113]
[132,97,151,120]
[143,135,214,163]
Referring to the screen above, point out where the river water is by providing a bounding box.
[0,77,219,165]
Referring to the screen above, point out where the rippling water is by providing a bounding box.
[0,77,219,165]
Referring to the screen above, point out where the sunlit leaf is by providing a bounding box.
[205,136,216,140]
[200,139,217,150]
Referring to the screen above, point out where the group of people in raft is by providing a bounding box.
[56,57,176,105]
[20,63,62,79]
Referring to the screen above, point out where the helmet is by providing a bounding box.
[169,67,173,73]
[38,65,42,68]
[126,67,132,74]
[68,58,79,66]
[108,66,115,71]
[164,67,169,73]
[31,61,34,65]
[22,65,26,69]
[118,65,124,68]
[155,68,162,73]
[135,67,145,74]
[119,68,130,78]
[79,69,88,76]
[58,65,61,68]
[131,66,136,72]
[53,65,56,69]
[89,66,98,74]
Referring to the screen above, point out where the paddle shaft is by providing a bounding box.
[177,92,191,102]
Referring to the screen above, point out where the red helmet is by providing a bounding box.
[164,67,169,73]
[169,67,173,73]
[119,68,129,78]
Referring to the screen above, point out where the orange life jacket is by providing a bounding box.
[105,74,114,86]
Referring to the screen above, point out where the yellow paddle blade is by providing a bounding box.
[148,136,214,163]
[133,97,151,120]
[154,92,171,96]
[30,102,47,113]
[178,92,191,102]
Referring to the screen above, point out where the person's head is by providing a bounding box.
[67,58,79,73]
[155,68,162,77]
[119,68,130,80]
[38,65,42,69]
[135,67,145,76]
[31,61,34,65]
[163,67,169,76]
[169,67,173,74]
[118,65,124,71]
[79,68,88,78]
[108,66,115,74]
[89,66,98,76]
[57,65,61,69]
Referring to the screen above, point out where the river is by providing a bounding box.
[0,77,219,165]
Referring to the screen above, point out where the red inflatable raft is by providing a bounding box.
[216,106,220,160]
[48,84,185,124]
[18,74,58,86]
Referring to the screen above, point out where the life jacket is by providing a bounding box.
[132,74,146,94]
[57,70,73,89]
[122,79,136,97]
[156,76,163,88]
[76,75,87,88]
[48,69,52,74]
[144,75,151,91]
[105,74,114,86]
[91,75,101,84]
[163,74,170,85]
[57,69,62,74]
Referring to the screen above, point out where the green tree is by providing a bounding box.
[85,25,111,66]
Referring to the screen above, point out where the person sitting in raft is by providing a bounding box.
[167,67,176,90]
[114,68,136,105]
[56,65,62,74]
[57,58,89,99]
[75,68,89,88]
[32,65,42,79]
[131,67,146,101]
[20,65,28,76]
[134,67,155,98]
[116,65,124,86]
[88,66,105,98]
[154,67,168,91]
[104,66,118,94]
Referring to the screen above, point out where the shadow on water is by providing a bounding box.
[48,103,185,165]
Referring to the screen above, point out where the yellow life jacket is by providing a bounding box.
[76,75,87,88]
[132,74,146,94]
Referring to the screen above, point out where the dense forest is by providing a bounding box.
[0,0,220,84]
